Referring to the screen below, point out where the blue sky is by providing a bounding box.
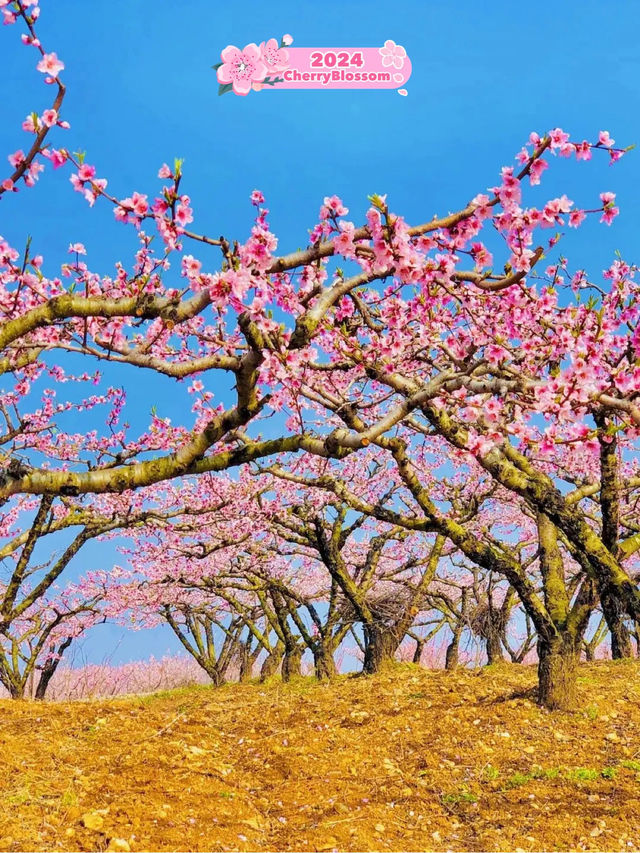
[3,0,640,667]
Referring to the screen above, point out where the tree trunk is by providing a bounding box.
[259,646,283,682]
[537,634,579,710]
[238,643,253,682]
[485,627,504,665]
[313,646,337,680]
[281,645,302,682]
[206,666,225,688]
[35,664,57,700]
[36,642,71,700]
[362,624,397,674]
[445,631,461,671]
[413,638,425,665]
[634,625,640,658]
[601,588,633,659]
[6,681,25,700]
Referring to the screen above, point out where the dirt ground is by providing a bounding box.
[0,660,640,852]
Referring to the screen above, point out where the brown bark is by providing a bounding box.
[537,634,579,710]
[34,637,73,700]
[485,627,504,665]
[313,647,337,680]
[445,629,461,671]
[259,642,283,682]
[237,642,252,682]
[595,413,634,659]
[600,587,634,659]
[413,638,425,665]
[281,645,303,682]
[362,624,398,674]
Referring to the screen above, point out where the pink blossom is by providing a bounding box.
[36,51,64,76]
[600,191,619,225]
[333,221,357,259]
[568,209,586,228]
[260,38,289,74]
[208,269,251,307]
[319,195,348,220]
[131,192,149,216]
[486,344,508,365]
[601,205,619,225]
[575,141,592,161]
[251,189,265,206]
[217,44,267,96]
[549,128,570,149]
[158,163,172,179]
[44,148,68,169]
[309,223,330,243]
[8,149,25,168]
[41,108,58,127]
[497,167,521,207]
[483,397,502,423]
[24,160,44,187]
[84,177,107,206]
[529,158,548,185]
[378,39,407,69]
[68,243,87,255]
[511,247,536,272]
[539,435,555,456]
[77,163,95,181]
[335,296,355,321]
[282,34,293,46]
[181,254,202,278]
[598,130,615,148]
[471,242,493,269]
[175,198,193,227]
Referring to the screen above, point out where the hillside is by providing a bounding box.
[1,661,640,852]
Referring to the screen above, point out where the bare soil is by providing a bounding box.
[0,660,640,852]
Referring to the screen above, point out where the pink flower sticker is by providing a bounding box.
[217,43,267,96]
[379,40,406,70]
[260,38,290,74]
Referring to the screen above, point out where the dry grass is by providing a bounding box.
[1,660,640,852]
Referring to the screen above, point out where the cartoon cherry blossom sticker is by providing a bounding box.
[216,44,267,96]
[214,37,292,95]
[260,38,290,74]
[378,40,406,69]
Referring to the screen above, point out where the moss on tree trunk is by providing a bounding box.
[537,635,579,710]
[362,624,398,674]
[313,647,337,680]
[281,646,303,682]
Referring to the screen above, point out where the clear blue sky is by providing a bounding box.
[3,0,640,666]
